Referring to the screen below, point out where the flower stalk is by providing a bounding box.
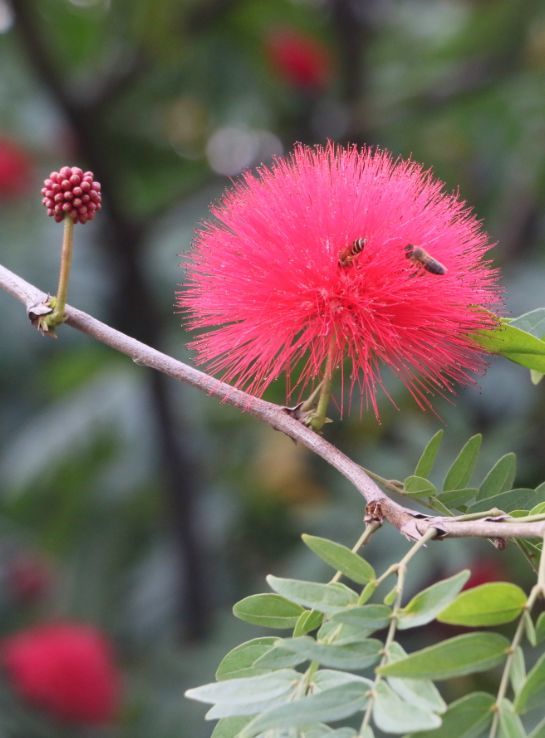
[45,216,74,330]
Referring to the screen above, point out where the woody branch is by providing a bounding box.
[1,261,544,543]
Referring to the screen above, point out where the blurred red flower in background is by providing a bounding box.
[179,143,501,417]
[464,559,505,589]
[265,29,332,89]
[0,137,33,199]
[2,623,121,724]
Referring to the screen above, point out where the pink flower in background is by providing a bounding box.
[0,137,33,199]
[265,29,332,89]
[178,143,501,416]
[3,623,121,724]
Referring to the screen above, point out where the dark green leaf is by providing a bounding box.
[438,583,527,627]
[473,320,545,373]
[373,682,441,734]
[233,594,304,629]
[498,699,526,738]
[514,652,545,714]
[397,570,470,630]
[266,576,358,613]
[216,637,277,680]
[415,430,444,478]
[239,683,369,738]
[408,692,495,738]
[443,435,482,491]
[404,475,438,496]
[468,488,544,514]
[378,632,509,680]
[302,534,375,584]
[279,636,382,669]
[478,453,517,500]
[293,609,323,637]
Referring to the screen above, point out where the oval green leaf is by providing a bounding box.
[514,652,545,714]
[266,576,358,613]
[397,570,470,630]
[280,635,382,669]
[478,453,517,500]
[239,683,369,738]
[404,475,438,496]
[498,699,526,738]
[443,434,482,491]
[407,692,495,738]
[437,583,527,627]
[216,637,277,680]
[414,429,444,478]
[330,604,391,632]
[473,320,545,372]
[233,593,304,628]
[373,682,441,734]
[378,632,509,680]
[386,642,446,714]
[302,534,375,584]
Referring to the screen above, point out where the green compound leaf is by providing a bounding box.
[266,576,358,614]
[404,475,438,497]
[478,453,517,500]
[397,570,470,630]
[373,681,441,734]
[514,652,545,714]
[233,593,304,629]
[443,434,482,491]
[378,632,509,680]
[279,636,381,670]
[468,488,545,514]
[330,604,391,633]
[407,692,495,738]
[437,583,527,627]
[216,637,277,680]
[473,319,545,372]
[498,699,526,738]
[414,429,444,478]
[386,642,446,714]
[239,683,369,738]
[302,534,375,584]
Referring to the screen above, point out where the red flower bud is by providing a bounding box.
[2,623,121,724]
[41,167,102,224]
[0,137,33,199]
[265,29,332,89]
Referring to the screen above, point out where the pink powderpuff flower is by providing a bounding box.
[265,29,332,89]
[178,143,501,417]
[2,622,121,725]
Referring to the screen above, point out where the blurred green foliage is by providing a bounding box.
[0,0,544,735]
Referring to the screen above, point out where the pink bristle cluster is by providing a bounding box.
[41,166,101,224]
[179,143,502,418]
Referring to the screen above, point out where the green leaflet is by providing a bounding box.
[437,583,527,627]
[414,430,444,478]
[443,435,482,491]
[397,570,470,630]
[266,576,358,613]
[478,453,517,500]
[473,319,545,373]
[302,534,375,584]
[233,593,304,628]
[378,632,509,680]
[514,652,545,714]
[373,681,441,734]
[407,692,495,738]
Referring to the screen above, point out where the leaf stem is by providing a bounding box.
[359,528,437,735]
[489,532,545,738]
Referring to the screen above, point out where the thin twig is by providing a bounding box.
[3,262,545,542]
